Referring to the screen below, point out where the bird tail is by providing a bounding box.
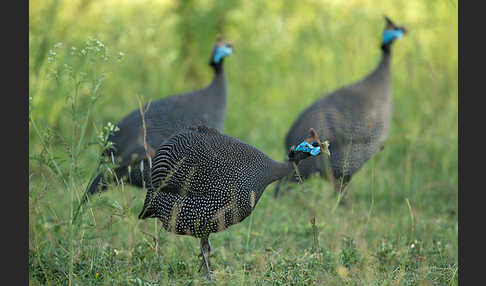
[138,180,156,220]
[138,204,156,219]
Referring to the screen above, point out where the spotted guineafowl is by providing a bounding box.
[274,16,407,198]
[138,126,330,277]
[83,37,233,203]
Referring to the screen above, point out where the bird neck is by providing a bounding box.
[362,47,392,85]
[209,64,226,92]
[381,41,393,55]
[211,61,225,77]
[268,160,298,184]
[379,48,392,69]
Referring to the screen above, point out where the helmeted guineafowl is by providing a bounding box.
[83,37,233,203]
[138,126,330,277]
[274,16,407,198]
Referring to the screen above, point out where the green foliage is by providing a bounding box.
[29,0,457,285]
[339,236,362,270]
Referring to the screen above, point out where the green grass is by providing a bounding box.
[29,0,457,285]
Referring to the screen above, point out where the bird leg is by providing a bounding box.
[198,237,212,279]
[332,178,352,206]
[334,179,348,193]
[324,168,351,204]
[273,178,285,198]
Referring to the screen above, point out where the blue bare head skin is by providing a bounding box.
[213,44,232,64]
[295,141,321,156]
[289,129,330,163]
[382,29,404,45]
[381,16,407,46]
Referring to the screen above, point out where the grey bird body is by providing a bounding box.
[285,55,391,183]
[275,17,406,196]
[83,39,232,203]
[108,71,227,169]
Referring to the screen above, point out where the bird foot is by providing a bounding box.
[197,258,213,280]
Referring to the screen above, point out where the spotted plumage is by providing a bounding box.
[138,126,329,277]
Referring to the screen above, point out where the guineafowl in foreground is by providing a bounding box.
[274,16,407,198]
[138,126,330,277]
[83,37,233,203]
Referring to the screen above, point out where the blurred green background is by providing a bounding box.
[29,0,457,285]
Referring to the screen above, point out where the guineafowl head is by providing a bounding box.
[209,36,233,70]
[381,16,407,52]
[288,128,330,165]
